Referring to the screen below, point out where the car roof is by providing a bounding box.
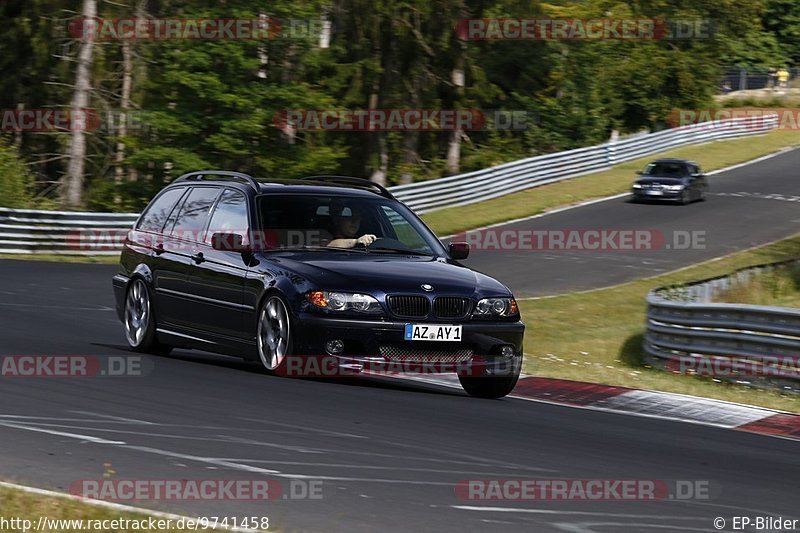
[258,181,387,198]
[648,158,698,165]
[167,172,393,200]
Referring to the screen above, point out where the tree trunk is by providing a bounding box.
[114,39,133,204]
[128,0,147,185]
[446,62,465,175]
[370,133,388,186]
[62,0,96,208]
[367,86,387,186]
[399,131,419,185]
[13,103,24,149]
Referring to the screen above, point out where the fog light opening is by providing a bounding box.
[500,345,515,357]
[325,339,345,355]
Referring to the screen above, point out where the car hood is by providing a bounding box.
[634,177,685,185]
[262,252,512,297]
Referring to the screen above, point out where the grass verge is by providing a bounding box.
[422,129,800,236]
[0,485,206,532]
[519,233,800,413]
[715,264,800,306]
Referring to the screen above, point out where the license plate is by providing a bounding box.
[404,324,462,342]
[646,190,664,195]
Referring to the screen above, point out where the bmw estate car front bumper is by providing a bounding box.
[291,314,525,375]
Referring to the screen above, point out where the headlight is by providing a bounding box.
[306,291,382,314]
[632,183,643,189]
[473,297,519,318]
[666,185,684,191]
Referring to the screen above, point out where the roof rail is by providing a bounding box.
[299,175,395,199]
[174,170,260,190]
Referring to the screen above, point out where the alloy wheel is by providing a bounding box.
[124,279,150,347]
[258,296,291,371]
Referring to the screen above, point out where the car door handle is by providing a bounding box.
[191,252,205,264]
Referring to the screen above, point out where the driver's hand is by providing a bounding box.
[356,234,377,246]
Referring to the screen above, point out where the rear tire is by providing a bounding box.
[124,278,172,355]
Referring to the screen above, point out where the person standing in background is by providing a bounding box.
[777,67,790,90]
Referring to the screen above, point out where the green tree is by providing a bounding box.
[0,137,34,208]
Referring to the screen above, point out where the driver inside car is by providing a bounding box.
[326,203,377,248]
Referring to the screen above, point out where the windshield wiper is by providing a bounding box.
[265,246,367,253]
[367,246,434,256]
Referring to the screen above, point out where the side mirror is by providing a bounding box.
[691,173,704,178]
[211,232,249,252]
[635,170,644,175]
[449,241,470,260]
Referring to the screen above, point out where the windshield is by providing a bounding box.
[257,194,446,256]
[642,162,686,177]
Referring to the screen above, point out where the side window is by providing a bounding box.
[205,189,249,244]
[170,187,220,242]
[137,188,185,233]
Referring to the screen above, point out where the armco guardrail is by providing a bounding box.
[390,115,778,213]
[0,207,138,255]
[0,115,779,254]
[644,260,800,393]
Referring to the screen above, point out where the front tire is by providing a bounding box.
[459,372,520,399]
[124,278,171,355]
[257,294,293,374]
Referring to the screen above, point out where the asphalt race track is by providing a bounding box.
[2,149,800,532]
[464,148,800,297]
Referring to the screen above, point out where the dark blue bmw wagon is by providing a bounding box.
[113,171,524,398]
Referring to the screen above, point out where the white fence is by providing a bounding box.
[0,208,138,255]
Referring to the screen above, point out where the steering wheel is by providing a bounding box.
[365,237,405,250]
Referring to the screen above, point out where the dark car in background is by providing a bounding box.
[112,171,524,398]
[631,158,708,204]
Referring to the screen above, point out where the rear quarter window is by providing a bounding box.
[170,187,221,241]
[137,188,185,233]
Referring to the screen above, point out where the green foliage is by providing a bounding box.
[0,137,34,208]
[3,0,798,210]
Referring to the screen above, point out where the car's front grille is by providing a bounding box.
[433,297,470,319]
[387,295,430,319]
[379,343,474,364]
